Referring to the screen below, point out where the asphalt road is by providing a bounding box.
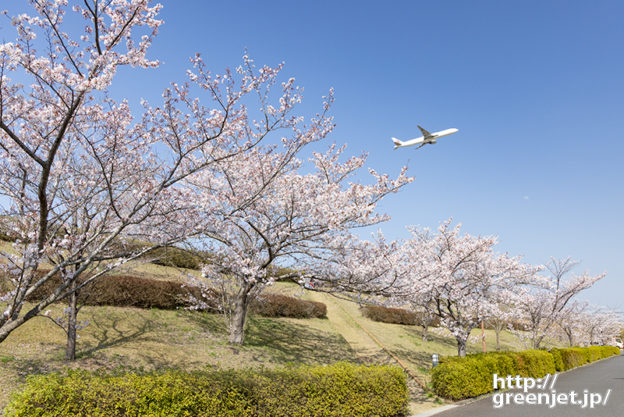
[434,352,623,417]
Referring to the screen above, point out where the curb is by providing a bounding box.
[410,404,457,417]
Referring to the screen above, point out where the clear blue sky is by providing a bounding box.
[6,1,624,310]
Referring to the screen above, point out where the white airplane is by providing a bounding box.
[392,125,458,150]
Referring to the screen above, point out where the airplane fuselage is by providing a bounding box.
[398,128,458,148]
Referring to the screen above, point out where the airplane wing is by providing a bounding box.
[417,125,433,139]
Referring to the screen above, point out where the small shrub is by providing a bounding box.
[26,273,202,310]
[107,239,205,270]
[360,305,418,325]
[5,364,408,417]
[147,246,203,270]
[251,293,327,319]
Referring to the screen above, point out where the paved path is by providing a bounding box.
[433,353,623,417]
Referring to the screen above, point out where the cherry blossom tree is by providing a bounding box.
[0,1,337,359]
[186,145,411,345]
[408,293,438,342]
[397,221,539,357]
[485,304,518,351]
[513,257,605,349]
[578,307,622,346]
[556,300,587,347]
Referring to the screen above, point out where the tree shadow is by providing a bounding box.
[176,309,227,336]
[243,316,359,365]
[391,348,435,371]
[400,326,458,350]
[77,313,157,358]
[3,357,54,380]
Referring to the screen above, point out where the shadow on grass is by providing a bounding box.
[77,312,157,358]
[243,316,358,365]
[176,309,227,336]
[400,326,458,351]
[3,357,53,380]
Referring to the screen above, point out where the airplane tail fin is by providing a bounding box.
[391,137,403,150]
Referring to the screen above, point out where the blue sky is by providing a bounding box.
[146,0,623,310]
[4,1,624,310]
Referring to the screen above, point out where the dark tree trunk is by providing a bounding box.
[456,337,467,357]
[229,287,251,345]
[65,287,78,360]
[533,334,545,349]
[565,328,574,347]
[422,324,429,342]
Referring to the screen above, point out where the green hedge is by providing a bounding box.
[251,293,327,319]
[550,346,621,371]
[5,363,408,417]
[432,346,620,400]
[147,246,203,270]
[360,305,440,327]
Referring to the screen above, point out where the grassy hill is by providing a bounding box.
[0,240,527,415]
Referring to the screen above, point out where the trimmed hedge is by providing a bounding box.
[361,305,418,325]
[360,305,440,326]
[26,273,204,310]
[147,246,203,270]
[4,363,408,417]
[251,293,327,319]
[432,346,620,400]
[106,239,205,271]
[550,346,621,371]
[24,272,326,319]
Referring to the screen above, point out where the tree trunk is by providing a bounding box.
[456,337,467,357]
[565,328,574,347]
[65,288,78,361]
[533,334,545,349]
[422,324,429,341]
[495,327,501,351]
[229,288,250,345]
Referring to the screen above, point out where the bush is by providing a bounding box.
[507,350,556,377]
[360,305,440,327]
[360,305,439,326]
[550,348,564,372]
[251,293,327,319]
[24,272,326,319]
[106,239,204,270]
[26,273,202,310]
[550,346,620,371]
[432,350,553,400]
[5,363,408,417]
[147,246,203,270]
[432,346,618,400]
[432,353,517,400]
[361,305,417,325]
